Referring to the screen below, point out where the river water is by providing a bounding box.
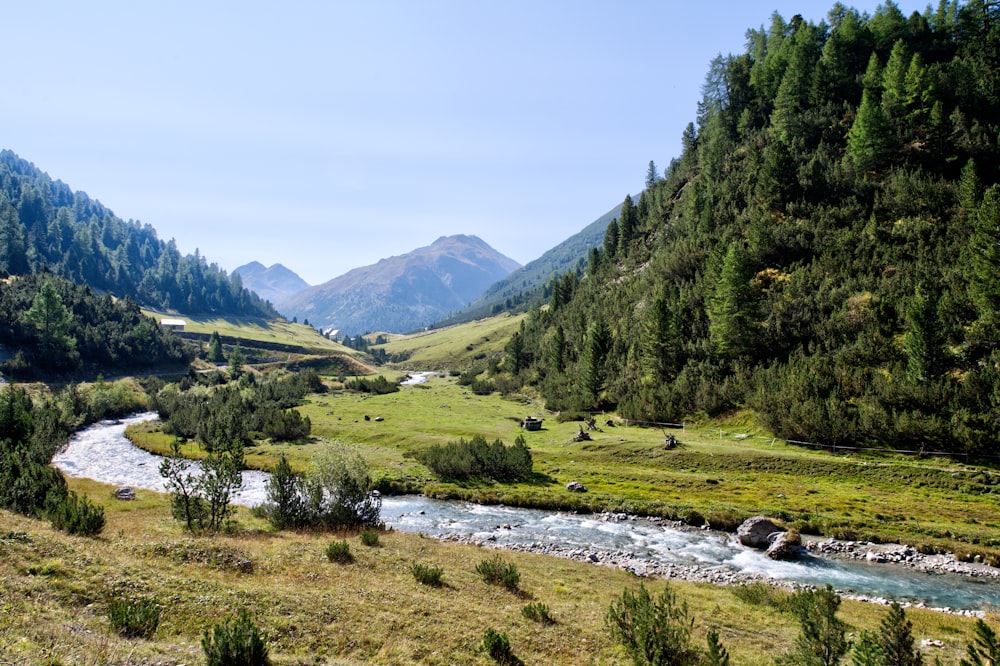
[52,413,1000,611]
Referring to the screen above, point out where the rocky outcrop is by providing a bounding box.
[737,516,782,549]
[566,481,588,492]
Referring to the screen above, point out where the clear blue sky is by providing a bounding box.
[5,1,928,285]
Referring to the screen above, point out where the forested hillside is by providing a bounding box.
[434,203,622,326]
[0,273,188,376]
[0,150,276,317]
[504,1,1000,454]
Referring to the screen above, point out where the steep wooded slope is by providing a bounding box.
[0,151,276,317]
[501,1,1000,454]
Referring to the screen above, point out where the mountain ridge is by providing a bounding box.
[279,234,520,335]
[233,261,310,307]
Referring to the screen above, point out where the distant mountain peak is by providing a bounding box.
[280,235,520,335]
[233,262,310,307]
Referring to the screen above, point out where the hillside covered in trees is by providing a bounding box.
[0,150,276,317]
[501,1,1000,454]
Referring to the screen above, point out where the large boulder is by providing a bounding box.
[737,516,782,549]
[566,481,588,493]
[766,531,804,560]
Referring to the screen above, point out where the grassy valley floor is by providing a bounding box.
[130,375,1000,562]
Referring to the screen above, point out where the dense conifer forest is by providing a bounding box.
[0,150,276,317]
[504,1,1000,454]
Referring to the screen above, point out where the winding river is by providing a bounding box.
[52,413,1000,612]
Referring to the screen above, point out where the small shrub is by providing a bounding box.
[108,596,161,639]
[606,583,702,666]
[325,540,353,564]
[360,529,380,547]
[411,562,444,587]
[521,602,554,625]
[49,491,105,536]
[482,628,514,664]
[476,554,520,591]
[202,608,271,666]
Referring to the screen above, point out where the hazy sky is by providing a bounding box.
[6,1,927,285]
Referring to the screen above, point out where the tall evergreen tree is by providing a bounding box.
[708,244,757,359]
[23,280,78,370]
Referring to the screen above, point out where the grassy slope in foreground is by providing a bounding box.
[0,479,986,665]
[129,375,1000,560]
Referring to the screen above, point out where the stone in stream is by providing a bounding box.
[737,516,782,549]
[766,531,804,560]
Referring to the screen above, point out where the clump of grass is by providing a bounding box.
[411,562,444,587]
[325,540,353,564]
[360,529,380,547]
[521,601,554,624]
[107,596,161,639]
[731,581,789,610]
[476,554,520,591]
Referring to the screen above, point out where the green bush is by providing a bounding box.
[325,540,353,564]
[202,608,271,666]
[476,554,520,591]
[417,435,533,482]
[521,602,554,625]
[411,562,444,587]
[606,583,702,666]
[360,529,380,547]
[482,628,515,664]
[107,596,160,639]
[48,491,105,536]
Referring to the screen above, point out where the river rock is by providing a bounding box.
[114,486,135,500]
[566,481,588,492]
[737,516,782,549]
[766,531,804,560]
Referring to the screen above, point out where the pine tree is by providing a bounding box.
[960,619,1000,666]
[904,288,944,383]
[646,161,660,189]
[23,280,78,370]
[705,628,731,666]
[708,244,757,359]
[847,89,894,172]
[876,602,922,666]
[778,585,849,666]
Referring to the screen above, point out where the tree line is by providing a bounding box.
[493,1,999,454]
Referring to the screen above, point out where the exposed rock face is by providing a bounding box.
[766,531,804,560]
[737,516,782,549]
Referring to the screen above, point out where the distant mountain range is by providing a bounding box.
[233,261,311,307]
[278,235,520,335]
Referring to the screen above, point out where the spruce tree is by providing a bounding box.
[961,619,1000,666]
[875,602,922,666]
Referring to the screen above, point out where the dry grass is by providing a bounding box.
[0,477,988,665]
